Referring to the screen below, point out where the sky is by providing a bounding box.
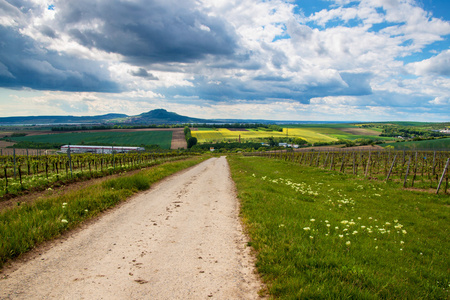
[0,0,449,122]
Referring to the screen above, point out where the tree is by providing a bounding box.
[187,137,197,148]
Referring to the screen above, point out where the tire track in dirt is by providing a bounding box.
[0,156,263,299]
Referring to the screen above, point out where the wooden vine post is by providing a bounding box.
[364,151,371,178]
[403,156,412,188]
[436,158,450,194]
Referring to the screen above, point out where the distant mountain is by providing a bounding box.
[0,113,128,125]
[0,109,350,125]
[125,109,212,124]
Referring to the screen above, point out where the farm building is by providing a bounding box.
[60,145,145,154]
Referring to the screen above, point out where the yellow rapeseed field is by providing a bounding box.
[191,128,338,144]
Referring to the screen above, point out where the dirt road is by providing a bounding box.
[0,157,263,299]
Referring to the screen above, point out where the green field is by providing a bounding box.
[228,155,449,299]
[381,138,450,150]
[11,131,173,149]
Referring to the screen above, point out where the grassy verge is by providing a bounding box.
[0,156,207,268]
[228,155,449,299]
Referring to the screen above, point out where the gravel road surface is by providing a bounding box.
[0,156,262,299]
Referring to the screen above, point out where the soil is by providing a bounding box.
[337,127,381,136]
[0,156,264,299]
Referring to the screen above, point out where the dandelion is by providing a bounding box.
[346,241,351,246]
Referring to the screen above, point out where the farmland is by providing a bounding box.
[228,155,449,298]
[9,130,173,149]
[191,125,396,145]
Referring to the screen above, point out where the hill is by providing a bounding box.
[125,109,211,124]
[0,109,213,125]
[0,113,127,125]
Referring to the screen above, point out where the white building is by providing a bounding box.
[60,145,145,154]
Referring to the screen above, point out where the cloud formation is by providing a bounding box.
[0,0,449,120]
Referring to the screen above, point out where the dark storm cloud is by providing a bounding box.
[160,71,373,103]
[129,68,159,80]
[0,26,119,92]
[39,25,58,38]
[55,0,238,65]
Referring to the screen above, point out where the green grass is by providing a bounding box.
[381,138,450,150]
[11,131,173,149]
[228,156,449,299]
[0,156,207,268]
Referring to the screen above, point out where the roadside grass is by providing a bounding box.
[228,156,449,299]
[0,156,207,269]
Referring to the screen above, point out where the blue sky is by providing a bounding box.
[0,0,449,121]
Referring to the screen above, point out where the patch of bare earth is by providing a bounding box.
[337,127,381,136]
[170,128,187,149]
[0,157,265,299]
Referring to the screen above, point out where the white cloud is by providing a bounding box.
[0,0,449,121]
[407,50,450,76]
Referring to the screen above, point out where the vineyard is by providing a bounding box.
[246,149,450,193]
[0,151,197,197]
